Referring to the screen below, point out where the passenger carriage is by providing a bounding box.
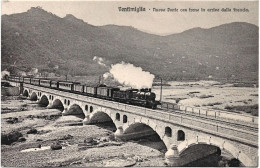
[31,78,40,85]
[97,87,108,98]
[23,77,31,84]
[40,79,51,87]
[51,80,59,88]
[86,86,97,96]
[58,81,74,91]
[74,83,85,93]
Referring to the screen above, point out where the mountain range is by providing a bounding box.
[1,7,258,81]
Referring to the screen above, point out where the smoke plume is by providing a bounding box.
[103,62,154,89]
[93,56,107,67]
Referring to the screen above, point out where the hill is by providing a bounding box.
[1,7,258,81]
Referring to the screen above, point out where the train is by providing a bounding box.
[7,76,159,109]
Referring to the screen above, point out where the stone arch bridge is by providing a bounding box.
[11,82,259,166]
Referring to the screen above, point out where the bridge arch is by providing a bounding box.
[87,109,118,132]
[23,89,29,97]
[30,92,38,101]
[67,104,85,119]
[123,121,167,150]
[177,136,251,166]
[38,95,49,107]
[86,108,119,127]
[124,119,161,137]
[89,110,115,124]
[52,99,64,111]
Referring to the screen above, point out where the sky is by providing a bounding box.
[1,0,258,35]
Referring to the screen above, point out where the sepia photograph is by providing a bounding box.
[1,0,258,167]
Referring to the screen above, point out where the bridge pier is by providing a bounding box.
[114,126,124,140]
[62,108,69,116]
[165,144,181,166]
[83,115,90,125]
[47,103,53,109]
[47,105,53,109]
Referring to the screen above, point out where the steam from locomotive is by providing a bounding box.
[103,62,155,89]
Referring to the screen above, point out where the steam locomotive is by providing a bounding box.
[7,76,159,109]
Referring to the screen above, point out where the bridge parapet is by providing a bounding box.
[161,102,258,124]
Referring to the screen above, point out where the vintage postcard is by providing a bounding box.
[1,0,258,167]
